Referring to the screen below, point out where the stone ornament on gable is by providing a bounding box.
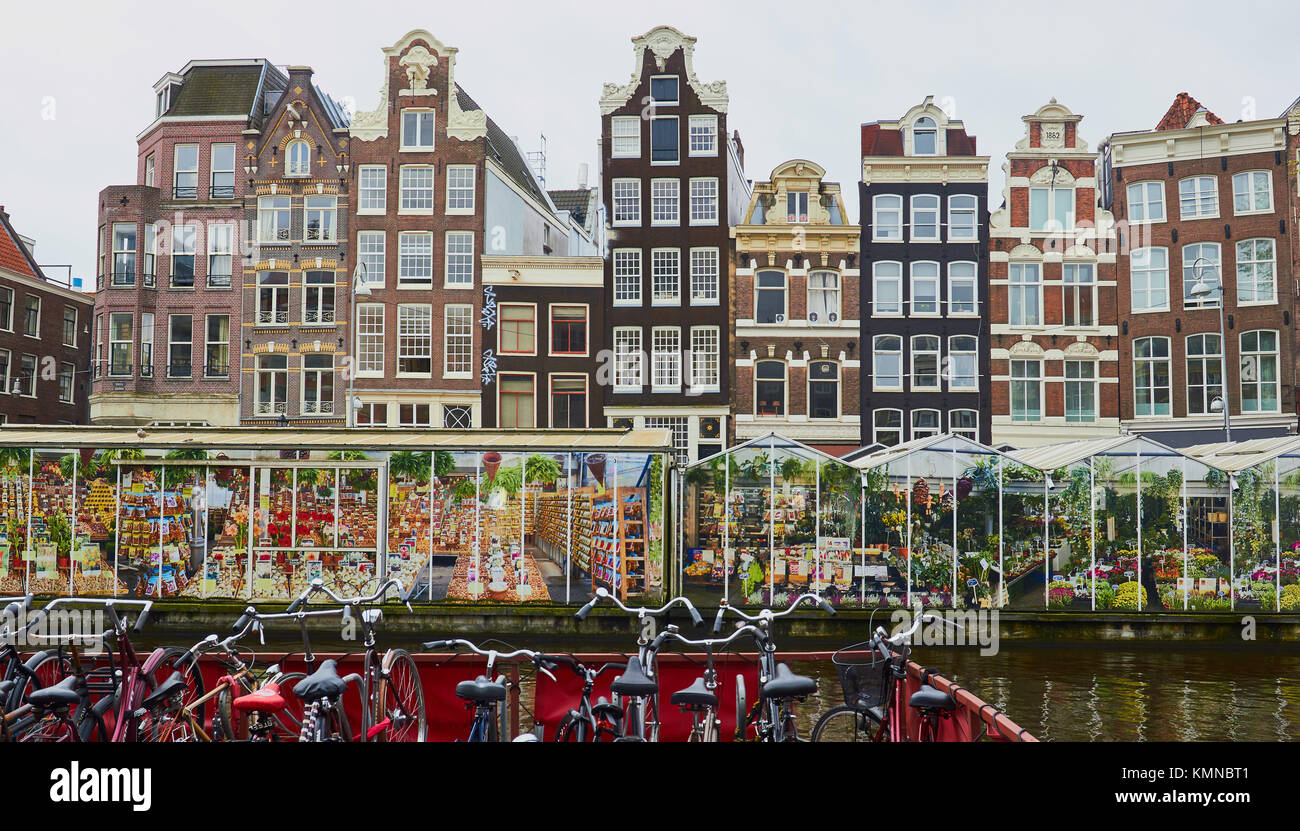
[400,46,438,94]
[599,25,728,115]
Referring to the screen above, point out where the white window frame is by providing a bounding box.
[303,195,337,243]
[206,223,234,288]
[948,261,978,316]
[498,302,537,357]
[689,177,719,225]
[399,165,434,214]
[358,165,387,214]
[1028,185,1075,231]
[873,194,903,241]
[1240,330,1280,413]
[355,303,385,377]
[444,231,474,288]
[651,178,680,225]
[1010,359,1044,423]
[1062,262,1097,326]
[1185,333,1222,416]
[872,335,902,391]
[612,179,641,226]
[1008,262,1042,326]
[873,409,903,446]
[446,165,476,214]
[396,303,433,377]
[300,354,334,415]
[1232,170,1273,215]
[612,327,643,391]
[872,261,902,316]
[909,261,940,316]
[910,194,940,241]
[911,409,941,441]
[397,231,433,286]
[1130,247,1170,313]
[1178,175,1218,219]
[258,195,291,243]
[285,139,311,177]
[651,326,682,391]
[611,117,641,158]
[1126,181,1166,223]
[650,115,680,165]
[947,335,978,391]
[689,326,720,393]
[444,304,474,379]
[949,409,979,440]
[400,109,435,151]
[1064,360,1097,423]
[356,231,386,287]
[807,270,841,324]
[688,115,718,156]
[910,335,940,391]
[1181,243,1220,310]
[1132,336,1172,418]
[948,194,978,241]
[650,248,680,306]
[1235,238,1276,305]
[689,247,719,306]
[613,249,642,306]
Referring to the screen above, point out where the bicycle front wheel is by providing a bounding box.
[374,649,426,742]
[811,705,886,743]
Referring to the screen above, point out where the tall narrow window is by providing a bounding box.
[286,140,311,176]
[754,270,786,323]
[651,249,680,305]
[357,231,385,286]
[1133,337,1171,417]
[910,194,940,240]
[1010,360,1043,422]
[611,117,640,157]
[170,225,196,287]
[808,361,839,419]
[689,178,719,225]
[205,314,229,378]
[302,355,334,414]
[948,194,977,240]
[256,354,288,415]
[873,195,903,241]
[613,327,642,390]
[947,336,978,390]
[949,261,977,315]
[58,363,74,404]
[258,196,291,242]
[688,115,717,156]
[912,117,937,155]
[1185,334,1222,415]
[207,223,233,287]
[397,304,433,375]
[256,272,288,324]
[910,262,939,315]
[689,326,720,392]
[1064,360,1097,422]
[787,192,809,223]
[808,271,840,323]
[139,313,153,377]
[62,306,77,347]
[446,165,475,213]
[1240,330,1279,413]
[689,248,719,305]
[167,314,192,378]
[873,335,902,390]
[1130,248,1169,312]
[651,179,679,225]
[112,223,137,286]
[911,336,940,389]
[445,231,474,286]
[499,375,535,428]
[398,232,433,285]
[650,116,679,163]
[143,224,157,286]
[550,375,588,428]
[355,304,385,376]
[303,271,335,324]
[1182,243,1220,309]
[651,327,681,390]
[173,144,198,198]
[400,166,434,212]
[612,179,640,225]
[1062,263,1096,326]
[358,165,387,212]
[22,296,39,337]
[210,143,235,198]
[0,288,11,331]
[872,262,902,315]
[1236,238,1276,304]
[755,361,786,416]
[1008,262,1041,325]
[613,249,642,305]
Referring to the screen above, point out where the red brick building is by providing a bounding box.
[0,206,93,424]
[989,100,1120,447]
[1101,94,1296,444]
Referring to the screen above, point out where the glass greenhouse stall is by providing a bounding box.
[0,426,674,605]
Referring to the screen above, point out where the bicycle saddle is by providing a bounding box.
[592,696,623,720]
[609,657,658,697]
[233,682,286,713]
[292,659,348,702]
[908,685,956,712]
[760,663,817,700]
[142,670,188,707]
[669,676,717,709]
[455,675,507,702]
[0,679,15,701]
[27,676,80,709]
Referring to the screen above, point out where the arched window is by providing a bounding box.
[807,270,840,323]
[911,409,940,440]
[755,360,786,416]
[287,139,311,176]
[873,409,902,446]
[949,409,978,440]
[913,117,937,155]
[873,335,902,390]
[808,361,839,420]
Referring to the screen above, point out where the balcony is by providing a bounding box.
[166,362,192,379]
[207,272,233,289]
[302,400,335,415]
[204,363,230,379]
[256,310,289,325]
[303,309,335,325]
[173,186,198,200]
[210,184,235,199]
[111,270,136,287]
[254,400,288,416]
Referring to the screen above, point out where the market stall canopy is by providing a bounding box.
[1183,436,1300,474]
[1010,434,1219,474]
[0,426,675,454]
[686,432,847,470]
[846,433,1012,473]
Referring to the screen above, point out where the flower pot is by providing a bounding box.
[482,452,502,482]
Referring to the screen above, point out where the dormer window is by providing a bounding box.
[156,87,171,118]
[913,117,937,155]
[786,192,809,223]
[286,139,311,176]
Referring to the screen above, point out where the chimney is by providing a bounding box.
[732,130,744,169]
[577,162,588,189]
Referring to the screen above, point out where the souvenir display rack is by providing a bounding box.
[534,490,594,573]
[591,488,647,601]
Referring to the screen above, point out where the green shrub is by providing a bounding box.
[1095,586,1116,610]
[1115,581,1147,610]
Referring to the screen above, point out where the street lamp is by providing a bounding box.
[348,263,372,427]
[1188,256,1231,442]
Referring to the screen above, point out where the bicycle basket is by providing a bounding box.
[830,642,896,711]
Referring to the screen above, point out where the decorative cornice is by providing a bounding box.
[350,29,486,143]
[599,26,728,115]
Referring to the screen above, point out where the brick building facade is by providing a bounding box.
[1101,94,1296,445]
[989,100,1120,447]
[731,159,861,455]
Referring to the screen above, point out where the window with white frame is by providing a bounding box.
[258,196,291,242]
[358,166,386,213]
[1179,176,1218,219]
[0,287,10,331]
[651,179,679,225]
[210,143,235,198]
[16,354,36,397]
[808,270,840,323]
[613,327,642,390]
[689,115,717,156]
[808,360,839,419]
[303,196,336,242]
[689,326,719,392]
[950,409,978,440]
[947,335,978,390]
[401,110,435,149]
[912,117,938,155]
[1185,333,1222,416]
[911,335,940,389]
[786,192,809,223]
[205,314,228,377]
[1010,359,1043,422]
[445,304,473,377]
[355,402,387,427]
[550,375,588,428]
[62,306,77,347]
[112,223,137,285]
[143,224,157,285]
[650,75,679,105]
[256,271,288,324]
[613,249,642,305]
[873,262,902,315]
[754,270,786,323]
[171,224,196,287]
[109,313,132,375]
[397,304,432,375]
[144,153,155,188]
[1232,170,1272,214]
[1133,336,1171,417]
[873,194,903,240]
[207,223,233,287]
[611,117,640,157]
[1064,360,1097,423]
[910,262,939,315]
[167,314,192,377]
[22,295,39,338]
[651,327,681,390]
[1062,262,1096,326]
[301,354,334,415]
[689,178,718,224]
[689,248,719,304]
[357,231,385,286]
[355,303,384,375]
[949,261,977,316]
[948,194,977,240]
[1240,330,1279,413]
[398,232,433,285]
[1181,243,1220,309]
[755,360,786,416]
[286,140,310,176]
[650,116,679,164]
[255,354,287,415]
[1236,238,1275,303]
[550,305,587,355]
[400,166,434,212]
[1008,262,1042,325]
[58,362,74,404]
[173,144,198,197]
[1029,185,1074,231]
[910,194,940,240]
[445,232,474,287]
[303,271,335,324]
[612,179,640,225]
[0,350,9,393]
[873,335,902,390]
[651,249,680,305]
[1131,247,1169,311]
[911,409,941,440]
[446,165,475,213]
[873,409,903,446]
[1126,181,1165,223]
[399,404,432,428]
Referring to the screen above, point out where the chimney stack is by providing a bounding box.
[577,162,588,189]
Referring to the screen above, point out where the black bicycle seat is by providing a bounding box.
[292,659,348,702]
[909,684,956,712]
[609,657,658,697]
[670,676,717,709]
[142,670,188,707]
[455,675,507,702]
[760,663,817,700]
[27,676,80,709]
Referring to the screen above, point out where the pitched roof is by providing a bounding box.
[167,64,268,118]
[456,85,553,212]
[0,208,40,280]
[1155,92,1224,131]
[547,188,592,225]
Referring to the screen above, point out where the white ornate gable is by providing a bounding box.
[599,26,728,115]
[350,29,486,143]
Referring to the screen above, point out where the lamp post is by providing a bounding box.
[1188,256,1231,442]
[349,262,372,427]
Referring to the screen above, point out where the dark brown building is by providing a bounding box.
[598,26,748,462]
[0,206,93,425]
[1101,93,1296,444]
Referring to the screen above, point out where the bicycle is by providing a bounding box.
[811,611,960,743]
[537,654,626,742]
[715,594,836,742]
[575,586,704,742]
[422,638,556,742]
[656,622,767,742]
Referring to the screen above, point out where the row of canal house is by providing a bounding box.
[87,26,1300,460]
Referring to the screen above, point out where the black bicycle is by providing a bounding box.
[422,638,555,742]
[541,654,626,742]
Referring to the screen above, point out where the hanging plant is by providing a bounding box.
[912,478,930,506]
[956,476,973,501]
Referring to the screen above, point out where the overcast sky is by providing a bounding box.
[4,0,1299,282]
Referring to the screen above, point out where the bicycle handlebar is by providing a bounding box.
[661,623,764,651]
[878,611,964,648]
[715,593,835,626]
[573,586,703,625]
[421,638,556,682]
[289,576,411,613]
